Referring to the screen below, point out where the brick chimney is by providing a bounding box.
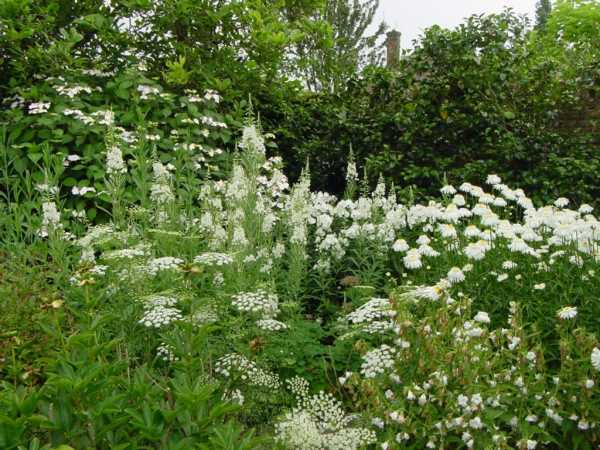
[385,30,401,67]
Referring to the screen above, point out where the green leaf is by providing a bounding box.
[27,153,43,163]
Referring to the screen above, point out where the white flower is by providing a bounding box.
[360,345,396,378]
[440,185,456,195]
[464,225,481,238]
[346,298,394,325]
[473,311,490,324]
[39,201,62,237]
[469,416,483,429]
[106,145,127,174]
[526,440,538,449]
[146,257,183,275]
[438,223,457,238]
[591,347,600,371]
[240,125,266,154]
[193,252,233,266]
[275,390,375,449]
[137,84,160,99]
[486,174,501,185]
[232,289,279,318]
[216,353,280,389]
[464,240,490,260]
[416,235,431,245]
[554,197,569,208]
[453,194,466,206]
[28,101,51,114]
[371,417,385,429]
[533,283,546,290]
[72,186,96,196]
[256,318,287,331]
[392,238,409,252]
[140,304,182,328]
[346,160,358,184]
[447,267,465,284]
[557,306,577,320]
[403,249,422,269]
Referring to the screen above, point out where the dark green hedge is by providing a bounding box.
[263,12,600,205]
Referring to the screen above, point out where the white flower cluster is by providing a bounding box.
[137,84,160,99]
[139,302,182,328]
[231,289,279,317]
[102,244,148,260]
[106,145,127,174]
[239,125,266,155]
[360,344,396,378]
[76,224,118,248]
[201,115,227,128]
[276,389,376,450]
[345,297,397,335]
[71,186,96,196]
[193,252,233,266]
[29,101,51,114]
[146,256,183,276]
[223,388,244,405]
[346,297,395,324]
[189,306,219,326]
[39,201,62,237]
[150,162,174,205]
[55,83,93,97]
[156,343,178,362]
[256,318,287,331]
[215,353,281,389]
[204,89,221,103]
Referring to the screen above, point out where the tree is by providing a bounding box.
[0,0,326,99]
[535,0,552,30]
[291,0,387,92]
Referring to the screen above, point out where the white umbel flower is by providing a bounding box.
[231,289,279,318]
[360,345,396,378]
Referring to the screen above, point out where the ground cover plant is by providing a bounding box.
[1,114,600,449]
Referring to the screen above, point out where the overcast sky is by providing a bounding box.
[373,0,537,48]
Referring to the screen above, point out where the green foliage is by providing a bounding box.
[545,0,600,46]
[2,123,600,448]
[1,66,234,223]
[267,9,600,207]
[535,0,552,30]
[293,0,387,92]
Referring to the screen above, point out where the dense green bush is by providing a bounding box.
[1,66,238,222]
[265,10,600,205]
